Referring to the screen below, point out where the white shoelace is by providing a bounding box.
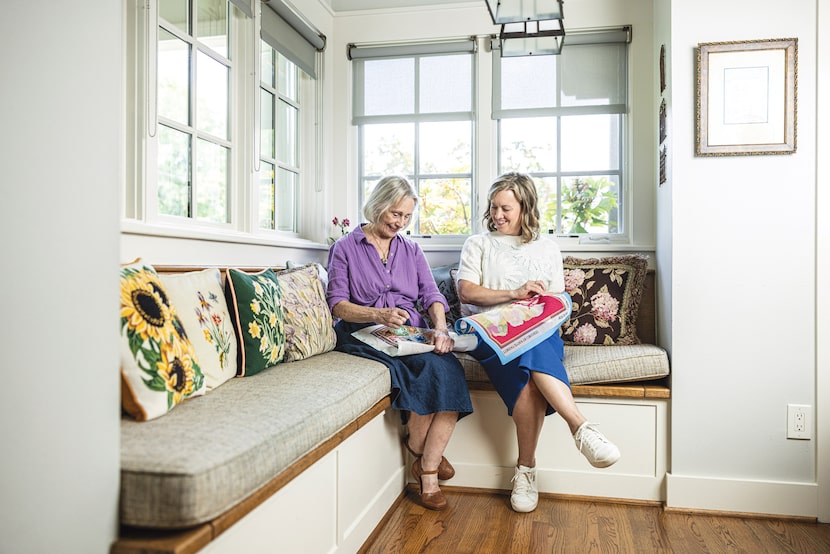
[575,423,608,453]
[511,469,535,494]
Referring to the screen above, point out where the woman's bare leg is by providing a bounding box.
[511,379,548,467]
[408,411,457,493]
[530,372,586,434]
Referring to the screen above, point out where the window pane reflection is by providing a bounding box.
[196,51,228,139]
[197,0,228,57]
[258,161,275,229]
[157,125,191,217]
[195,139,229,223]
[158,29,189,125]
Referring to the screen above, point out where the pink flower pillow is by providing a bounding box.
[561,255,649,346]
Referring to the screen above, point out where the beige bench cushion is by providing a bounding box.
[119,350,390,529]
[456,343,669,386]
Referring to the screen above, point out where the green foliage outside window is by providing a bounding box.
[561,177,618,234]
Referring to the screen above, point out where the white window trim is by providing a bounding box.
[124,0,326,248]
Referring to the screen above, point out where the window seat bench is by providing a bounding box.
[112,264,669,554]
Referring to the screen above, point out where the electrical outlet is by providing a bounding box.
[787,404,811,440]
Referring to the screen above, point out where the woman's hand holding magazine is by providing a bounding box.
[351,324,478,357]
[453,292,572,365]
[351,291,571,361]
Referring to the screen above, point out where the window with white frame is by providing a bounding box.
[350,40,476,236]
[156,0,233,223]
[494,28,631,236]
[125,0,324,239]
[258,43,301,232]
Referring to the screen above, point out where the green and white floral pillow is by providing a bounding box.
[160,268,238,391]
[277,263,337,362]
[225,268,285,376]
[119,259,206,421]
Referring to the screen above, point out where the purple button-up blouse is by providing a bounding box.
[326,224,449,328]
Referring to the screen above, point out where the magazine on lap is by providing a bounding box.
[351,324,479,357]
[454,292,572,364]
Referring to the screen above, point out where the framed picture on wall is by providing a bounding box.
[696,38,797,156]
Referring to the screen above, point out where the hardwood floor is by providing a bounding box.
[359,487,830,553]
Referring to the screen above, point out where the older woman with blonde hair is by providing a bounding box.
[326,175,472,511]
[456,172,620,513]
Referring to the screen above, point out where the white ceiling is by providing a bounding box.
[325,0,471,12]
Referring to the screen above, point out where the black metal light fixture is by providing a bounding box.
[485,0,565,56]
[485,0,564,24]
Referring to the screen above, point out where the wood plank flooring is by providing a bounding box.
[359,487,830,553]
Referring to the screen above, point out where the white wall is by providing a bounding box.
[817,0,830,525]
[0,2,122,552]
[653,0,673,353]
[665,0,821,518]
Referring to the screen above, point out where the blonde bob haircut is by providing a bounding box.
[363,175,418,227]
[483,172,540,244]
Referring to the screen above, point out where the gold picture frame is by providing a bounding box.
[696,38,797,156]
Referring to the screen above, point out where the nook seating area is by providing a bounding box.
[113,256,669,554]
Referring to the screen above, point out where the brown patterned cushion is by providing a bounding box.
[561,255,649,345]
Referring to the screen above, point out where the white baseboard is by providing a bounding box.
[666,473,818,518]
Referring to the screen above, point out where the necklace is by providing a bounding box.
[366,227,391,265]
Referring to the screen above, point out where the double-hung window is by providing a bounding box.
[494,27,631,236]
[258,4,323,234]
[258,44,301,232]
[350,40,476,235]
[126,0,324,239]
[155,0,234,224]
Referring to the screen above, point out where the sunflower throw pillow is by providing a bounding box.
[225,268,285,376]
[119,259,206,421]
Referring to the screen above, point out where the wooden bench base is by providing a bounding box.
[469,379,670,399]
[112,397,392,554]
[113,383,669,553]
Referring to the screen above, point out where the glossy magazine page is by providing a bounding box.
[352,324,477,357]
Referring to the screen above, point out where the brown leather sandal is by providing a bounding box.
[412,458,447,511]
[403,434,455,480]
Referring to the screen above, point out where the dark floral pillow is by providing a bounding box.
[561,255,648,345]
[417,263,461,328]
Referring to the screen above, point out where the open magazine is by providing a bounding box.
[352,324,478,357]
[454,292,572,365]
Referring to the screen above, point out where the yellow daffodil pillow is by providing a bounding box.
[119,259,206,421]
[225,268,285,376]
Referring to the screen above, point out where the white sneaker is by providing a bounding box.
[573,422,621,468]
[510,465,538,512]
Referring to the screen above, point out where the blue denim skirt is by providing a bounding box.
[469,332,570,416]
[334,320,473,423]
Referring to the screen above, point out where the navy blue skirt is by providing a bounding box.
[335,321,473,423]
[470,332,570,417]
